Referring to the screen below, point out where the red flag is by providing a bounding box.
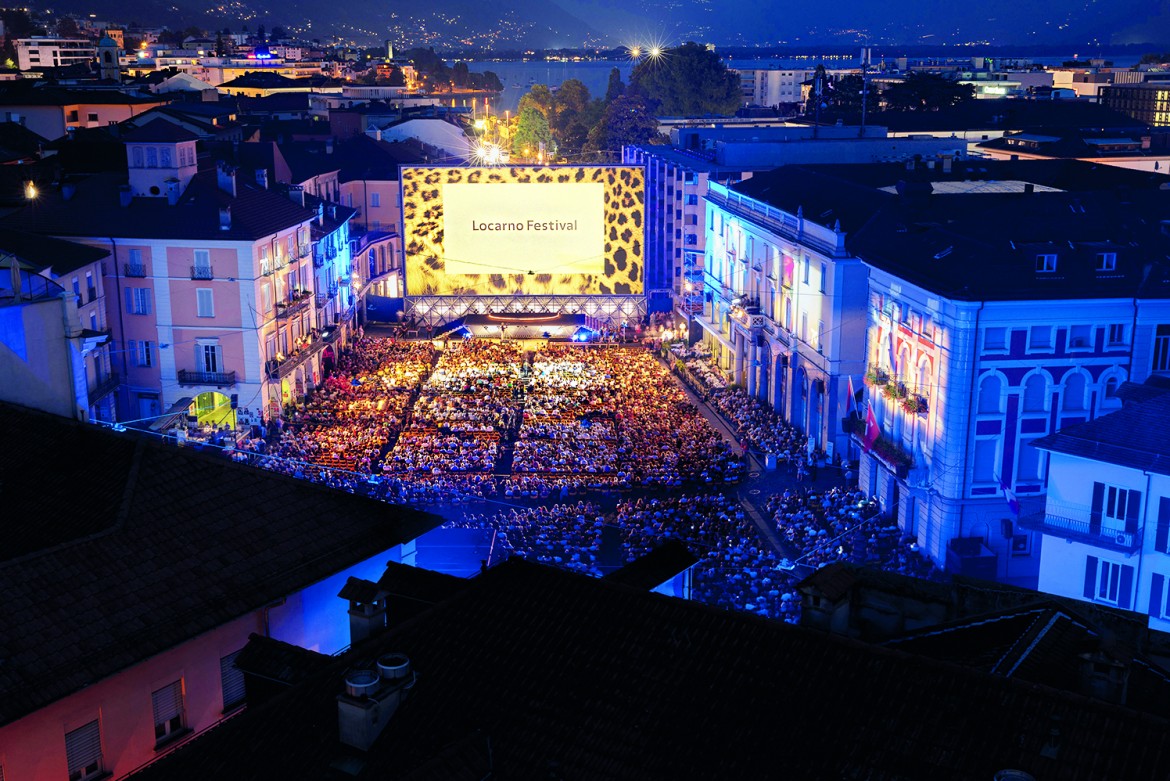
[863,404,880,452]
[846,375,858,418]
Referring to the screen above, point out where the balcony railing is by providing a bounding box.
[1018,506,1143,553]
[87,372,119,406]
[298,243,312,259]
[266,333,328,379]
[177,369,237,387]
[275,292,314,321]
[190,265,214,280]
[123,262,146,278]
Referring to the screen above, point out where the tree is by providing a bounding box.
[56,17,80,38]
[883,72,975,111]
[214,32,227,57]
[270,26,286,41]
[511,106,551,160]
[605,67,625,102]
[480,70,503,92]
[824,74,879,115]
[385,66,405,87]
[627,42,739,116]
[518,83,555,122]
[1139,52,1170,65]
[452,61,470,88]
[584,94,661,159]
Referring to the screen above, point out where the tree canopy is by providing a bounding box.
[883,72,975,111]
[626,42,739,117]
[584,94,662,156]
[511,106,552,159]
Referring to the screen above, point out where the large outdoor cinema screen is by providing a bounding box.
[401,165,645,296]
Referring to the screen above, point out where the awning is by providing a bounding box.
[694,316,735,352]
[149,396,194,432]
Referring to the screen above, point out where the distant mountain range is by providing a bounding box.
[43,0,1170,49]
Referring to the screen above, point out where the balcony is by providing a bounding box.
[123,262,146,278]
[266,332,328,379]
[1018,505,1143,553]
[275,291,314,321]
[190,265,214,280]
[87,372,119,406]
[298,243,312,259]
[177,369,237,388]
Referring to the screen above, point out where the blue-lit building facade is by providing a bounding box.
[852,177,1170,583]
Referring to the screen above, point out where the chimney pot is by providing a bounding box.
[255,168,268,189]
[119,184,132,207]
[217,162,237,197]
[219,206,232,230]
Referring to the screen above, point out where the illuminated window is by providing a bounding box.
[152,680,186,743]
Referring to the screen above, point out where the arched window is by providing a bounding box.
[978,374,1002,415]
[146,147,157,167]
[1063,373,1087,411]
[1023,373,1048,413]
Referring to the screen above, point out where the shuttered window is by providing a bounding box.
[220,650,246,711]
[65,719,103,781]
[152,680,185,741]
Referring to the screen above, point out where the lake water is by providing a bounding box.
[461,53,1142,113]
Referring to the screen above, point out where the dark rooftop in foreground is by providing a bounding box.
[0,226,108,275]
[0,403,442,727]
[132,558,1170,781]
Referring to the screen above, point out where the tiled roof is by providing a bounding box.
[234,634,330,687]
[121,117,200,143]
[1033,393,1170,476]
[8,168,317,241]
[0,84,164,107]
[729,165,892,234]
[848,186,1170,301]
[602,539,697,590]
[131,558,1170,780]
[0,403,442,727]
[0,226,109,275]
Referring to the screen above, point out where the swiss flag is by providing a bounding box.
[863,404,880,452]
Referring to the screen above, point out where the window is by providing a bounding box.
[152,680,186,744]
[1154,325,1170,372]
[146,147,157,167]
[1069,324,1092,350]
[200,343,223,373]
[196,288,214,318]
[132,147,143,167]
[973,438,997,483]
[85,271,96,303]
[1155,497,1170,554]
[800,312,807,342]
[87,112,98,123]
[817,320,825,353]
[125,287,151,315]
[1096,252,1117,272]
[1035,254,1057,273]
[370,192,381,207]
[133,340,154,367]
[818,262,827,293]
[1017,436,1043,482]
[978,374,1003,415]
[72,277,80,299]
[1028,326,1052,350]
[1063,373,1087,411]
[220,650,246,711]
[1148,572,1170,619]
[1087,555,1134,610]
[983,327,1007,352]
[160,147,172,167]
[1022,374,1047,413]
[67,110,79,123]
[260,283,272,314]
[1108,323,1126,346]
[802,257,810,285]
[65,719,103,781]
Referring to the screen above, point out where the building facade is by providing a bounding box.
[16,37,96,70]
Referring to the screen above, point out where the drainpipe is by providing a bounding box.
[109,237,129,415]
[958,300,985,560]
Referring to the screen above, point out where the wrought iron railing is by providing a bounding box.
[1018,506,1143,553]
[123,263,146,277]
[177,369,237,387]
[190,265,214,280]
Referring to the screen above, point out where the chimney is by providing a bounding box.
[165,177,181,205]
[119,184,132,207]
[62,182,76,201]
[288,184,305,208]
[255,168,268,189]
[219,206,232,231]
[317,201,325,226]
[941,153,953,173]
[336,654,415,752]
[339,577,388,645]
[325,138,334,155]
[217,162,237,197]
